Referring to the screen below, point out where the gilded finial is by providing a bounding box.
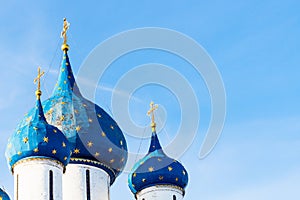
[147,101,158,132]
[61,18,70,51]
[33,67,45,99]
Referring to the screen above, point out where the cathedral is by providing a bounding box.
[0,19,188,200]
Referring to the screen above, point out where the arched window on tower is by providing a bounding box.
[86,169,91,200]
[173,195,176,200]
[49,170,53,200]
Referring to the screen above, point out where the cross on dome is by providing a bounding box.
[33,66,45,99]
[61,18,70,51]
[147,101,158,132]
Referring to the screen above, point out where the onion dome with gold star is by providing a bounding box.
[0,187,11,200]
[5,67,71,173]
[128,102,188,195]
[37,18,126,184]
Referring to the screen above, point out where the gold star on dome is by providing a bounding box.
[26,116,32,122]
[101,131,106,137]
[97,113,102,118]
[17,130,21,134]
[159,176,164,180]
[87,141,93,147]
[148,167,154,172]
[76,126,81,132]
[43,137,49,143]
[60,115,65,121]
[168,166,173,171]
[34,148,39,153]
[74,148,80,154]
[121,157,125,162]
[53,129,57,133]
[110,159,115,163]
[62,142,66,147]
[120,140,123,145]
[74,109,79,114]
[142,178,146,182]
[133,173,137,177]
[64,156,68,160]
[88,118,93,123]
[182,170,186,175]
[108,148,112,153]
[33,127,38,130]
[17,151,22,156]
[7,143,12,149]
[157,158,162,162]
[94,152,100,157]
[61,101,67,105]
[63,80,67,84]
[52,149,57,154]
[22,137,28,143]
[110,125,114,130]
[175,177,178,181]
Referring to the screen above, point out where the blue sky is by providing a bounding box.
[0,1,300,199]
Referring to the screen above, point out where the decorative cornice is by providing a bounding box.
[69,157,116,181]
[12,157,64,174]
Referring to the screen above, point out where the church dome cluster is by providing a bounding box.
[5,19,128,185]
[3,18,188,200]
[19,49,127,183]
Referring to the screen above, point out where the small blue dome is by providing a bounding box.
[128,131,188,194]
[5,95,71,171]
[0,188,11,200]
[41,50,127,184]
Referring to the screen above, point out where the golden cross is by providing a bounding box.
[61,18,70,44]
[33,67,45,98]
[147,101,158,131]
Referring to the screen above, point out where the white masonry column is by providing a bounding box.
[13,158,64,200]
[63,163,110,200]
[136,185,184,200]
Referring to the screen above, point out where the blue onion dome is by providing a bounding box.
[5,68,71,173]
[128,103,188,195]
[41,37,127,183]
[0,188,11,200]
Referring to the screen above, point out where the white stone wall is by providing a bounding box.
[136,185,184,200]
[13,158,63,200]
[63,163,110,200]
